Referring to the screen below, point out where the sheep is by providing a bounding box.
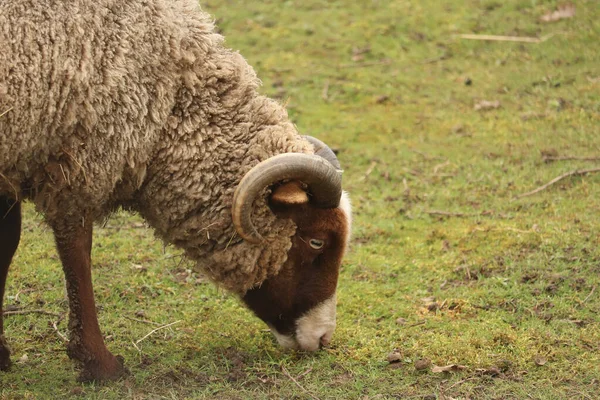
[0,0,352,382]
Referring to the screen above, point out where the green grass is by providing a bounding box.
[2,0,600,398]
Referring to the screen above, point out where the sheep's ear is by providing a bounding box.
[270,181,309,206]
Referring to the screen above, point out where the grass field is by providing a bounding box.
[1,0,600,398]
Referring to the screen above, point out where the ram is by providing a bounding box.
[0,0,352,381]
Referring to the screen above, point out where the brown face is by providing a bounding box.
[242,182,351,351]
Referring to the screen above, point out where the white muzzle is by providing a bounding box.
[269,295,337,351]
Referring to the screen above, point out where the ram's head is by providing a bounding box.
[233,137,352,351]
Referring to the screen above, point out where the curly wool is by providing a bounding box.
[0,0,313,293]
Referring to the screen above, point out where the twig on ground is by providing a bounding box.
[132,340,141,352]
[421,53,449,64]
[543,155,600,163]
[52,313,68,343]
[296,367,314,380]
[571,390,594,400]
[410,149,446,161]
[426,210,494,218]
[427,210,467,217]
[135,320,181,345]
[359,161,377,181]
[515,168,600,199]
[582,286,597,304]
[402,177,411,202]
[339,59,392,68]
[472,226,538,235]
[458,33,554,43]
[446,376,478,391]
[432,160,450,174]
[13,288,40,303]
[321,80,329,101]
[281,364,321,400]
[407,320,426,328]
[124,315,162,326]
[3,309,61,317]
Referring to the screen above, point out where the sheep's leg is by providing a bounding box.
[0,197,21,371]
[53,218,126,382]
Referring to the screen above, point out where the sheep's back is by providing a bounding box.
[0,0,220,215]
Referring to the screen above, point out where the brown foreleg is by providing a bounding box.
[0,197,21,371]
[53,218,126,382]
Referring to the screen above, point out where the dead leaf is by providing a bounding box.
[132,264,147,272]
[352,46,371,56]
[351,46,371,62]
[534,355,547,366]
[421,296,439,312]
[540,4,575,22]
[395,317,407,325]
[375,95,389,104]
[474,100,501,111]
[441,240,450,251]
[431,364,468,373]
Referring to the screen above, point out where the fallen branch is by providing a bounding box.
[135,320,181,345]
[406,320,426,328]
[281,364,321,400]
[52,313,68,343]
[458,33,554,43]
[543,155,600,163]
[3,309,61,317]
[515,168,600,199]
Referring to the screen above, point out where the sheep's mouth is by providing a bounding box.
[267,295,336,352]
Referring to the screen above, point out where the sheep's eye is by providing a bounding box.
[309,239,325,250]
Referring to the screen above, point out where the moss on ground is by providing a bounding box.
[1,0,599,398]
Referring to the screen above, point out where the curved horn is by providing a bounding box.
[232,153,342,243]
[303,135,341,170]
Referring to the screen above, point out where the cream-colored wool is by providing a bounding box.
[0,0,313,293]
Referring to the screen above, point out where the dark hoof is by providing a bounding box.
[0,337,11,371]
[0,354,11,371]
[77,353,129,383]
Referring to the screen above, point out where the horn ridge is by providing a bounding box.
[232,153,342,243]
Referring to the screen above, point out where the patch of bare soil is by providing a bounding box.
[151,365,210,386]
[220,347,249,383]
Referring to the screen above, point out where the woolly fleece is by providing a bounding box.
[0,0,314,293]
